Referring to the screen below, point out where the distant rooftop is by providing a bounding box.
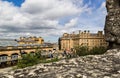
[0,39,18,46]
[0,39,51,47]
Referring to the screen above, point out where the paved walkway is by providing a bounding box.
[0,67,13,73]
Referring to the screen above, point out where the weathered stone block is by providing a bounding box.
[104,0,120,49]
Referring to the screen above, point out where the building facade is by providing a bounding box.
[0,37,53,67]
[16,36,44,45]
[59,30,108,50]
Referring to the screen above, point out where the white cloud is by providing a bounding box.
[20,0,85,21]
[0,0,106,42]
[99,2,106,15]
[65,18,78,28]
[73,1,107,33]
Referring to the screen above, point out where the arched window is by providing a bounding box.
[0,54,8,62]
[11,53,18,60]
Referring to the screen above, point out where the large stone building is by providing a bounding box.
[59,30,108,50]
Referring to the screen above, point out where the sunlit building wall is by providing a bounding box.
[17,36,44,45]
[59,30,108,50]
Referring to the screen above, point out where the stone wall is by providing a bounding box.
[0,49,120,78]
[105,0,120,49]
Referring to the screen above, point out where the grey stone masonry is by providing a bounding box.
[104,0,120,49]
[0,49,120,78]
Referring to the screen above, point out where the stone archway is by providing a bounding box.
[20,51,27,55]
[11,53,19,60]
[0,54,8,67]
[11,53,19,65]
[30,51,35,54]
[0,54,8,62]
[30,51,35,56]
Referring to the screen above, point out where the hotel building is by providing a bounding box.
[59,30,108,50]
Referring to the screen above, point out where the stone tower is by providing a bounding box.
[105,0,120,49]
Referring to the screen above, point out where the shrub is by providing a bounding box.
[35,50,42,59]
[74,46,89,56]
[17,53,39,68]
[16,50,60,68]
[90,46,107,55]
[74,46,107,56]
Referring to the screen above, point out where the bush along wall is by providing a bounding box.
[74,46,107,56]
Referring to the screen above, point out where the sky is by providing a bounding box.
[0,0,106,43]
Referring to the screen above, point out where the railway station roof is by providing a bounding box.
[0,39,18,47]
